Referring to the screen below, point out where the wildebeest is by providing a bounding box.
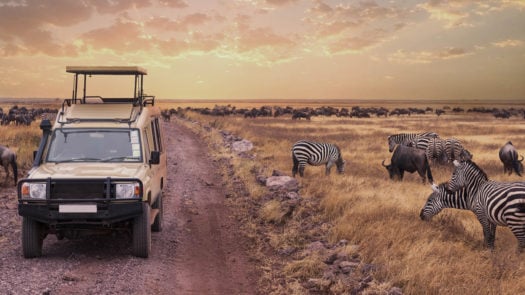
[0,145,18,186]
[382,144,434,183]
[291,111,311,120]
[499,141,524,176]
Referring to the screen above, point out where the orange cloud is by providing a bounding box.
[492,39,524,48]
[389,47,472,64]
[304,0,409,54]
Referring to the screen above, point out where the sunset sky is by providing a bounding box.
[0,0,524,100]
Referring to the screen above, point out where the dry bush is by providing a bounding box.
[164,100,525,294]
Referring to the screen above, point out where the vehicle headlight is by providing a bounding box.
[21,182,47,199]
[115,183,141,199]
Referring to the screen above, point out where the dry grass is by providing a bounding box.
[165,100,525,294]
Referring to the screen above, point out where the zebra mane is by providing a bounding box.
[464,160,488,181]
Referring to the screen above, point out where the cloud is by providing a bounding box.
[146,13,213,33]
[304,0,410,54]
[0,0,93,56]
[88,0,152,14]
[158,0,188,9]
[419,0,525,29]
[389,47,472,64]
[492,39,524,48]
[265,0,299,6]
[80,19,153,54]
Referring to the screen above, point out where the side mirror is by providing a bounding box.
[149,151,160,165]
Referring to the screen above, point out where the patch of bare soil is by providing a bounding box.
[0,120,258,294]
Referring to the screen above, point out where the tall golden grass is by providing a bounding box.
[164,100,525,294]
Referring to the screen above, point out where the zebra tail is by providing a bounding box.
[11,155,18,185]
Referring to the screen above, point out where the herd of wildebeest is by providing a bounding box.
[161,104,525,120]
[0,105,57,126]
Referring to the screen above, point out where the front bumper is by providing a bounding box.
[17,177,144,226]
[18,201,143,226]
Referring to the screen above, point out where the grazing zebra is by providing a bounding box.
[291,140,345,177]
[425,137,448,165]
[445,138,466,163]
[420,183,470,221]
[0,145,18,186]
[446,159,525,251]
[387,132,439,152]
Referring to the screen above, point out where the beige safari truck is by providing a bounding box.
[18,66,167,258]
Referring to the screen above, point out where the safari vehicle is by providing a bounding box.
[17,66,167,258]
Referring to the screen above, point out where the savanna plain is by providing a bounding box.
[2,99,525,294]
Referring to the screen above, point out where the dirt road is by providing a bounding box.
[0,120,258,294]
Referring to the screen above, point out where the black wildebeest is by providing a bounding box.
[499,141,524,176]
[382,144,434,183]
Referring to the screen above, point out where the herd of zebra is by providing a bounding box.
[291,133,525,252]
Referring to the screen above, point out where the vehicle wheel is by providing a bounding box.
[132,202,151,258]
[151,193,163,232]
[22,217,44,258]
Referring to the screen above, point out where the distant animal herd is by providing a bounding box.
[290,131,525,252]
[162,104,525,120]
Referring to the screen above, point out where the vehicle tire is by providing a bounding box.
[132,202,151,258]
[151,193,163,232]
[22,217,44,258]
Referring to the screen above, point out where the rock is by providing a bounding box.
[389,287,404,295]
[265,176,299,192]
[271,170,287,176]
[231,139,253,153]
[278,247,297,256]
[306,241,327,253]
[256,175,267,185]
[339,261,359,274]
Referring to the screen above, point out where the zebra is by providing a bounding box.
[425,137,448,165]
[446,159,525,251]
[291,140,345,177]
[420,183,470,221]
[387,132,439,152]
[445,138,467,163]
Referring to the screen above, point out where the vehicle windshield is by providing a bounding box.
[46,128,142,163]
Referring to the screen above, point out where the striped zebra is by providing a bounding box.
[446,159,525,250]
[291,140,345,177]
[425,137,447,165]
[387,132,439,152]
[445,138,467,163]
[420,183,469,221]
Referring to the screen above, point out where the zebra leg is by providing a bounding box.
[509,226,525,252]
[292,156,299,177]
[482,221,497,250]
[299,165,305,177]
[325,160,334,176]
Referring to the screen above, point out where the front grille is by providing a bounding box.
[50,180,110,200]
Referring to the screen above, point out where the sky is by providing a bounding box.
[0,0,524,101]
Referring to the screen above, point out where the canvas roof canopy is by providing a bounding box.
[66,66,147,75]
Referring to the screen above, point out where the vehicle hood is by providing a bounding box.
[27,163,147,179]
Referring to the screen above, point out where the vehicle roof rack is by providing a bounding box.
[57,66,155,126]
